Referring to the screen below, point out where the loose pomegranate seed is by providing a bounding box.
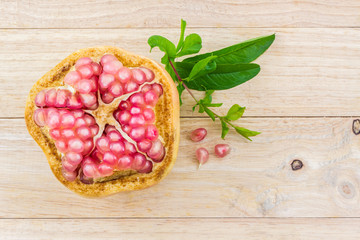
[214,144,230,158]
[196,148,209,167]
[190,128,207,142]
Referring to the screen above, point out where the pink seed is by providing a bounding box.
[47,111,61,128]
[108,82,123,97]
[91,62,102,75]
[68,138,85,153]
[130,127,146,142]
[145,124,159,141]
[147,139,165,162]
[90,125,99,136]
[110,141,125,156]
[76,126,92,140]
[196,148,209,166]
[72,110,84,118]
[131,69,146,85]
[131,153,146,170]
[62,157,78,172]
[124,81,139,93]
[129,114,145,127]
[124,141,136,155]
[100,54,118,66]
[105,125,117,133]
[60,113,75,128]
[49,128,61,140]
[143,108,155,123]
[129,106,142,115]
[107,131,122,141]
[144,90,158,106]
[35,90,46,107]
[79,93,97,108]
[33,108,47,127]
[82,162,98,178]
[103,60,123,75]
[139,67,155,82]
[99,73,115,89]
[58,109,69,115]
[96,137,110,153]
[118,101,130,110]
[152,83,163,96]
[60,129,75,139]
[55,140,68,153]
[214,144,230,158]
[64,71,81,85]
[87,102,99,110]
[117,155,133,169]
[117,110,131,125]
[55,89,69,108]
[88,76,99,92]
[77,65,93,78]
[74,118,87,128]
[138,160,153,173]
[83,114,96,126]
[117,67,132,84]
[62,167,77,182]
[122,125,132,134]
[141,84,152,93]
[101,92,115,104]
[129,93,145,106]
[190,128,207,142]
[103,152,117,166]
[137,139,152,152]
[75,79,93,94]
[67,94,83,109]
[98,163,113,177]
[82,140,94,155]
[66,152,83,165]
[45,89,57,106]
[75,57,92,69]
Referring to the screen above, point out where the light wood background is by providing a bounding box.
[1,0,360,239]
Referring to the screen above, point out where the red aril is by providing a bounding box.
[196,148,209,167]
[190,128,207,142]
[214,144,230,158]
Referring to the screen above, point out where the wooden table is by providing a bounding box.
[1,1,360,239]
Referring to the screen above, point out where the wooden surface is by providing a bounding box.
[1,0,360,239]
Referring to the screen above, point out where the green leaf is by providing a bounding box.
[204,107,215,121]
[148,35,177,59]
[188,56,217,81]
[176,19,187,52]
[165,63,177,83]
[221,120,229,139]
[185,63,260,90]
[176,33,202,57]
[226,104,246,121]
[176,83,185,105]
[183,34,275,64]
[234,126,261,141]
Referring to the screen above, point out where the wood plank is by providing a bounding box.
[1,117,360,218]
[1,0,360,28]
[1,28,360,118]
[1,218,360,240]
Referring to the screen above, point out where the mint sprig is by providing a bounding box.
[148,19,274,140]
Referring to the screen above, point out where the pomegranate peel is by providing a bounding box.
[25,46,180,197]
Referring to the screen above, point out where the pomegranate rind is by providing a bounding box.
[25,46,180,197]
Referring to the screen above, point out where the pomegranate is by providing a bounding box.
[25,47,180,197]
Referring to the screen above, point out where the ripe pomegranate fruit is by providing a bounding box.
[25,47,180,197]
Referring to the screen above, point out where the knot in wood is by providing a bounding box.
[291,159,303,171]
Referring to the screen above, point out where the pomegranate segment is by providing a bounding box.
[33,55,164,182]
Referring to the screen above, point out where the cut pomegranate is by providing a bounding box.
[27,48,180,197]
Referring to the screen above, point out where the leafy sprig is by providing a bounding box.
[148,19,275,140]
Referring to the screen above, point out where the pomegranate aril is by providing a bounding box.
[129,93,145,106]
[60,128,75,139]
[99,73,115,89]
[96,137,110,153]
[54,89,69,107]
[103,152,117,166]
[196,148,209,166]
[131,69,146,84]
[60,113,75,128]
[91,62,102,75]
[75,57,92,69]
[62,167,77,182]
[33,109,47,127]
[89,125,99,136]
[124,141,136,154]
[116,111,130,125]
[214,144,230,158]
[82,140,94,155]
[117,155,133,169]
[129,114,145,127]
[110,141,125,156]
[64,71,81,85]
[103,60,123,75]
[55,140,68,153]
[145,125,159,141]
[147,139,165,162]
[75,79,92,94]
[190,128,207,142]
[117,67,132,84]
[152,83,163,96]
[101,92,115,104]
[49,128,61,140]
[138,160,153,173]
[76,126,92,140]
[129,106,142,115]
[122,125,132,134]
[119,101,130,110]
[143,108,155,122]
[144,90,159,106]
[137,139,152,152]
[107,131,122,141]
[100,54,118,66]
[62,157,78,172]
[79,93,97,108]
[67,94,83,109]
[98,163,114,177]
[108,82,123,97]
[132,153,147,171]
[139,67,155,82]
[68,138,85,153]
[88,76,99,92]
[104,125,117,133]
[47,111,61,128]
[82,162,98,178]
[35,90,46,107]
[45,89,57,106]
[77,65,93,78]
[141,84,152,93]
[74,118,87,128]
[130,127,146,142]
[83,114,96,126]
[72,110,84,118]
[124,81,138,93]
[66,152,83,165]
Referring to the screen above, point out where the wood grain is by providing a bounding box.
[1,218,360,240]
[1,0,360,28]
[1,28,360,118]
[2,117,360,218]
